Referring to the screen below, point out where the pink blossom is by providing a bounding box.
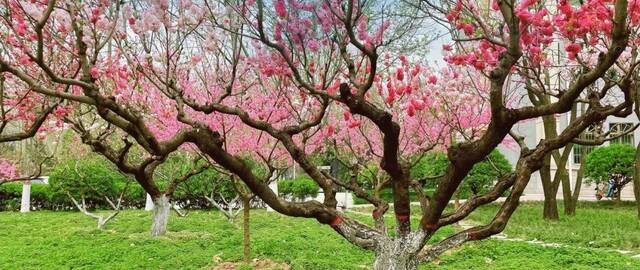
[343,111,351,121]
[406,103,416,117]
[90,67,100,79]
[0,159,18,180]
[427,75,438,85]
[396,68,404,81]
[14,21,27,36]
[18,55,31,65]
[191,54,202,63]
[275,0,287,18]
[307,39,320,52]
[565,43,582,53]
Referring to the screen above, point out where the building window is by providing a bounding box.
[609,123,635,145]
[573,127,596,164]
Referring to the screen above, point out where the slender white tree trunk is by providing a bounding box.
[206,195,241,223]
[145,193,154,211]
[97,217,107,230]
[150,195,171,237]
[66,192,121,230]
[20,182,31,213]
[267,175,278,212]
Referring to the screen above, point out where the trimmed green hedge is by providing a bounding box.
[0,183,66,211]
[278,176,320,200]
[0,154,225,211]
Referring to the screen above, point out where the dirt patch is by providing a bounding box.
[211,257,290,270]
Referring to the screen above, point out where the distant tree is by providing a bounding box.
[278,176,321,201]
[412,151,512,198]
[182,156,271,263]
[49,156,132,229]
[584,144,636,201]
[178,167,241,222]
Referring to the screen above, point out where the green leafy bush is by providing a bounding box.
[412,150,512,197]
[173,168,233,209]
[463,150,513,195]
[171,154,265,208]
[356,164,382,190]
[410,152,449,189]
[0,184,23,211]
[0,182,79,211]
[49,156,139,209]
[278,176,320,200]
[0,153,238,211]
[584,143,635,183]
[0,156,145,211]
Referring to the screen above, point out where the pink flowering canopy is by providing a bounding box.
[1,0,639,266]
[0,159,18,180]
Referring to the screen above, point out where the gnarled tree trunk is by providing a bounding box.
[373,252,419,270]
[151,195,171,237]
[371,231,428,270]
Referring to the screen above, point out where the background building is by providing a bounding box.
[499,112,638,201]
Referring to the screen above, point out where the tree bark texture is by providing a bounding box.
[150,195,171,237]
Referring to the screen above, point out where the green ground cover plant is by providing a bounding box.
[0,202,638,269]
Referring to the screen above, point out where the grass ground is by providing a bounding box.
[0,202,638,269]
[468,201,640,252]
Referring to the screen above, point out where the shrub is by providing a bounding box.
[0,183,23,211]
[463,150,512,195]
[0,182,74,211]
[411,150,513,197]
[584,143,635,183]
[173,168,232,209]
[278,176,320,200]
[410,152,449,189]
[0,153,241,211]
[0,155,146,211]
[48,156,138,209]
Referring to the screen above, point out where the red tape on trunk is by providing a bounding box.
[330,215,343,227]
[396,214,410,222]
[424,223,438,230]
[372,210,381,219]
[468,232,478,240]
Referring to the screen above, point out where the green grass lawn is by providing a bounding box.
[0,202,638,269]
[468,201,640,252]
